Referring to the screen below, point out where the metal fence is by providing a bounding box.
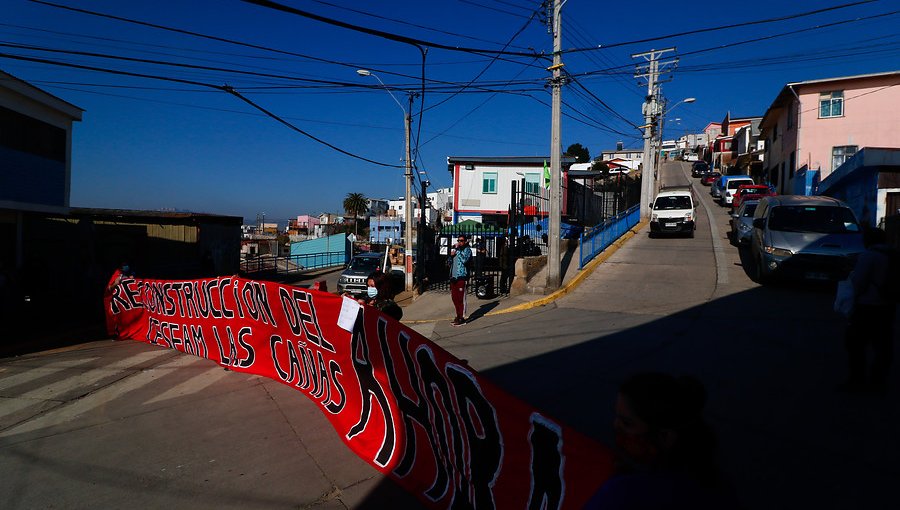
[578,204,641,269]
[239,251,346,276]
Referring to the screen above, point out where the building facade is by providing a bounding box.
[759,71,900,194]
[447,156,575,225]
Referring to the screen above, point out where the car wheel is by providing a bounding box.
[688,229,695,239]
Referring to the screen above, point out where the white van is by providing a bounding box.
[650,186,696,238]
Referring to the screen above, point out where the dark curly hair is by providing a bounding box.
[619,372,717,482]
[367,270,395,300]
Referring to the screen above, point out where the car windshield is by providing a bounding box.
[654,196,692,210]
[768,206,860,234]
[349,256,380,271]
[740,203,758,217]
[740,187,767,196]
[727,180,753,190]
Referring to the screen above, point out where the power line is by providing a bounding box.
[561,0,876,54]
[237,0,544,58]
[307,0,533,50]
[0,51,406,168]
[568,8,899,79]
[27,0,522,86]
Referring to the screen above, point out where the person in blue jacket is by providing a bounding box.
[448,235,472,326]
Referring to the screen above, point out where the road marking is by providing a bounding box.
[15,349,173,401]
[143,364,232,405]
[0,354,205,438]
[689,164,730,286]
[0,357,100,392]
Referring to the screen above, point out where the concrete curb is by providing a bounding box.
[401,220,648,324]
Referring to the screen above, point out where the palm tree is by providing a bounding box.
[343,192,369,235]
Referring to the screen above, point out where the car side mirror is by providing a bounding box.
[752,218,765,229]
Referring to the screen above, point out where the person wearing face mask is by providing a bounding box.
[584,372,739,510]
[359,271,402,321]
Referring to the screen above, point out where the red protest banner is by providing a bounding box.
[104,272,613,509]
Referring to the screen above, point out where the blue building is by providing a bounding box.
[817,147,900,228]
[369,216,403,244]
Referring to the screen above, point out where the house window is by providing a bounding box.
[787,103,794,129]
[772,122,778,142]
[819,91,844,118]
[789,151,796,179]
[524,173,540,194]
[832,145,857,171]
[482,172,497,194]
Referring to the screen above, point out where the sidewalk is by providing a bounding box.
[398,223,646,327]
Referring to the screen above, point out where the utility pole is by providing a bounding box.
[417,178,429,294]
[404,93,414,293]
[632,48,676,219]
[547,0,565,290]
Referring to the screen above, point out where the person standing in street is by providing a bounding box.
[842,227,896,394]
[449,235,472,326]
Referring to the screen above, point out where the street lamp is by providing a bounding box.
[357,69,414,292]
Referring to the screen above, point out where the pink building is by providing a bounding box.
[759,71,900,194]
[291,214,319,233]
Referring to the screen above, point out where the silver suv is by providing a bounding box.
[750,195,864,283]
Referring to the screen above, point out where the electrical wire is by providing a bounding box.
[0,51,405,168]
[561,0,876,54]
[307,0,533,50]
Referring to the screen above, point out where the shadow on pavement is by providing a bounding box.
[357,282,899,509]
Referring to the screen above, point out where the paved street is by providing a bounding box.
[1,161,897,509]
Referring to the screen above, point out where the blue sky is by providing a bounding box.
[3,0,897,224]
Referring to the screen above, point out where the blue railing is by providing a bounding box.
[240,251,346,275]
[578,204,641,269]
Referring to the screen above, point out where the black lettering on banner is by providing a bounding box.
[236,327,255,368]
[168,322,183,349]
[163,283,176,315]
[415,346,465,503]
[297,345,313,390]
[108,285,128,313]
[527,414,565,510]
[196,281,211,318]
[183,282,198,318]
[182,323,197,355]
[146,317,160,343]
[325,360,345,414]
[241,282,259,321]
[270,335,291,381]
[312,351,329,400]
[346,308,396,468]
[207,280,222,318]
[149,282,165,314]
[232,281,245,319]
[376,319,449,496]
[218,278,234,319]
[122,278,142,310]
[212,325,231,366]
[189,325,208,358]
[287,341,307,387]
[278,288,333,353]
[254,282,277,326]
[170,282,185,317]
[447,365,502,510]
[300,294,332,352]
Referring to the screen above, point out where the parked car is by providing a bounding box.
[650,185,696,238]
[337,252,384,297]
[720,176,755,207]
[691,161,710,177]
[729,200,759,246]
[749,195,864,283]
[700,171,721,186]
[732,184,774,211]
